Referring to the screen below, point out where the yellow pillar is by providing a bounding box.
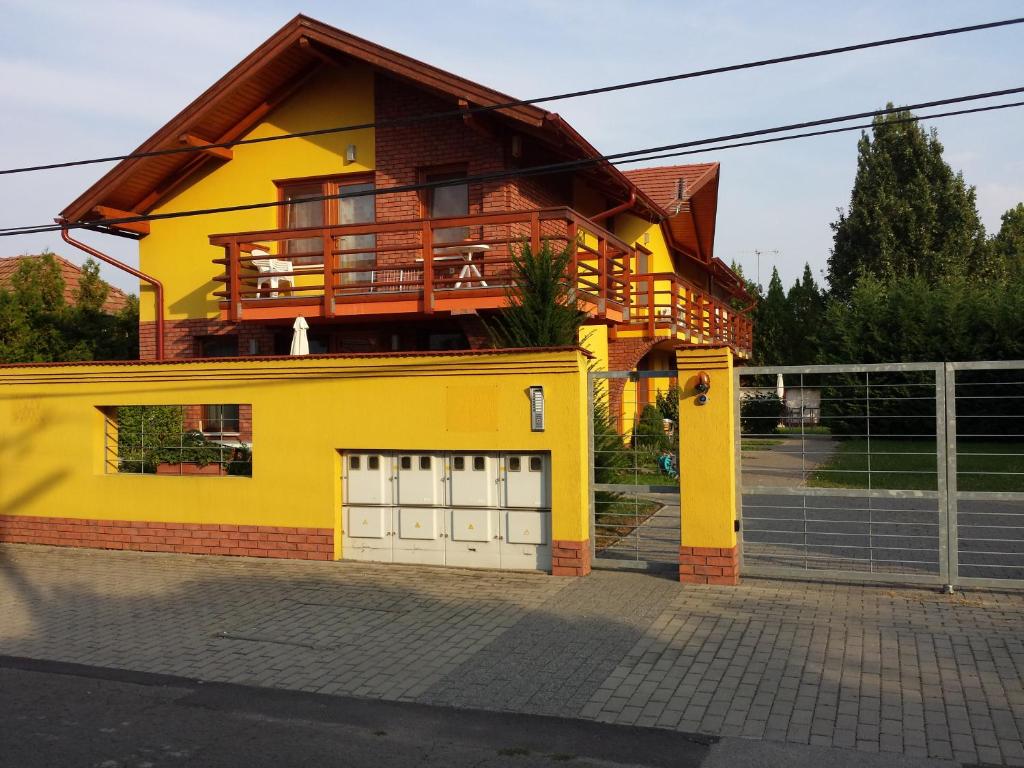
[676,346,740,584]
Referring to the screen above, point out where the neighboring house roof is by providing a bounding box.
[0,254,131,313]
[59,14,664,227]
[625,163,748,299]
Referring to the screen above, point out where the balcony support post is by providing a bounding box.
[322,228,335,318]
[228,241,242,321]
[422,220,434,314]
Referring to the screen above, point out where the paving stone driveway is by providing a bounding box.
[2,544,1024,766]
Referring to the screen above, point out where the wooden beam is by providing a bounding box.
[92,206,150,235]
[458,98,500,140]
[179,133,233,161]
[299,36,350,69]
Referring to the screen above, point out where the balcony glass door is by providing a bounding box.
[337,182,376,290]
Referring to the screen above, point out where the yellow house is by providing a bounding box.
[0,16,752,580]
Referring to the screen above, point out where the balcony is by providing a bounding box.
[210,208,633,323]
[623,273,753,358]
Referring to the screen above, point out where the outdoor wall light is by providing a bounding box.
[345,144,357,164]
[694,371,710,405]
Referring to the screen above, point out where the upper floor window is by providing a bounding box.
[422,169,469,245]
[277,175,375,271]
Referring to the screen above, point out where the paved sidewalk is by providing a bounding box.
[3,544,1024,765]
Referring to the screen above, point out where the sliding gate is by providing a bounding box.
[589,370,681,571]
[737,362,1024,589]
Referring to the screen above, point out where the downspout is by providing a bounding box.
[59,225,165,360]
[591,190,637,222]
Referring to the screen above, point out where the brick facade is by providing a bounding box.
[140,319,275,361]
[551,539,592,576]
[606,336,661,430]
[0,515,332,561]
[678,545,740,585]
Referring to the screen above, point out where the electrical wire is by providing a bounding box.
[0,86,1021,238]
[0,16,1021,176]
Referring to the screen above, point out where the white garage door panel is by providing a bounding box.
[450,454,498,507]
[503,454,550,509]
[506,510,548,545]
[392,508,446,566]
[345,453,393,505]
[344,506,392,563]
[450,507,493,542]
[397,507,439,540]
[397,453,446,506]
[347,506,389,539]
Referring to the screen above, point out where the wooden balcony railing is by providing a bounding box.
[209,207,633,322]
[625,273,753,357]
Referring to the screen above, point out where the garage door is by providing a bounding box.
[342,451,551,571]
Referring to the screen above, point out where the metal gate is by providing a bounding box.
[736,362,1024,589]
[589,370,681,571]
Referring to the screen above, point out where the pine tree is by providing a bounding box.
[752,267,787,365]
[828,107,989,298]
[486,240,587,347]
[784,264,826,365]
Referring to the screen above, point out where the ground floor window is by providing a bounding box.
[102,405,252,476]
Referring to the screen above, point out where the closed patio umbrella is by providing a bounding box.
[290,316,310,356]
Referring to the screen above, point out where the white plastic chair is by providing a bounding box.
[249,248,293,298]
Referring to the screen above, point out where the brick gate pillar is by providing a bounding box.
[675,346,740,585]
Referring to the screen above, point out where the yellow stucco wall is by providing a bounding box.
[140,66,376,321]
[0,350,591,552]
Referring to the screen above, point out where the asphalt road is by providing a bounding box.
[0,656,713,768]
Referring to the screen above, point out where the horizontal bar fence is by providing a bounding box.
[736,361,1024,589]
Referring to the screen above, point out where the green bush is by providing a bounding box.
[740,393,785,436]
[633,404,671,452]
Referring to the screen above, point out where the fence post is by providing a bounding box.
[676,346,739,585]
[942,363,959,590]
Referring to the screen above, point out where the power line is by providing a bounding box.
[0,16,1021,176]
[1,86,1022,238]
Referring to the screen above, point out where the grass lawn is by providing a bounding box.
[808,439,1024,491]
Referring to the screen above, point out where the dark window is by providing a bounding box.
[473,456,485,471]
[350,455,361,470]
[424,171,469,245]
[368,455,380,470]
[529,456,543,472]
[419,456,431,470]
[202,404,240,434]
[401,456,411,470]
[508,456,521,472]
[453,456,465,471]
[427,332,468,351]
[197,335,238,358]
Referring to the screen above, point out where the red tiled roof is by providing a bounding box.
[622,163,718,211]
[0,254,131,313]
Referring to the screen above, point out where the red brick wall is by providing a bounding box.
[679,545,740,585]
[140,320,275,361]
[551,539,592,576]
[606,336,660,431]
[0,515,332,560]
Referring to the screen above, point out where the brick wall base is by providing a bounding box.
[0,515,333,561]
[679,545,740,585]
[551,539,592,576]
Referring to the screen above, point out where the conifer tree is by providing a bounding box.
[828,107,990,297]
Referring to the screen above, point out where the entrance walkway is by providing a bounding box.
[2,544,1023,765]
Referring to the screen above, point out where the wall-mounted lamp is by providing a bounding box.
[345,144,357,164]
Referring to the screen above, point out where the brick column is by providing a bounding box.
[551,540,592,576]
[676,346,741,585]
[679,545,740,586]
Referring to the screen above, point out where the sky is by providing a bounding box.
[0,0,1022,295]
